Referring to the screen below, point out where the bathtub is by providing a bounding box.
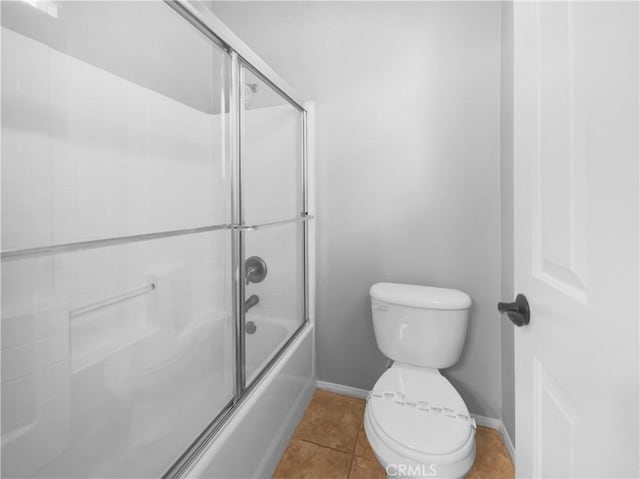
[184,321,315,478]
[31,309,313,479]
[244,314,300,385]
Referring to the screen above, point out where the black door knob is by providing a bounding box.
[497,294,530,327]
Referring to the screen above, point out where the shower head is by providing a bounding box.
[244,83,258,105]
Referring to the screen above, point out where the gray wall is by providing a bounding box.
[499,1,516,445]
[211,1,504,419]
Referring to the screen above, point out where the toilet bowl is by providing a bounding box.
[366,283,475,479]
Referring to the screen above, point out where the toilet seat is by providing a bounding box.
[365,364,476,473]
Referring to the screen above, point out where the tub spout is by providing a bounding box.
[244,294,259,313]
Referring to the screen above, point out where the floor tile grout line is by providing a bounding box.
[278,390,515,479]
[296,438,353,456]
[347,406,365,478]
[347,453,355,478]
[282,390,395,478]
[294,438,356,478]
[354,406,365,453]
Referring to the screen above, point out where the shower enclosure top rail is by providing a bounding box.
[166,0,306,111]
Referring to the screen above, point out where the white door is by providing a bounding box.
[512,1,639,477]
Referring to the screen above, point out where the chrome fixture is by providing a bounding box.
[244,294,259,313]
[232,214,314,232]
[1,224,228,261]
[149,5,311,479]
[1,215,315,261]
[245,256,267,285]
[70,283,155,319]
[243,82,258,105]
[246,321,257,334]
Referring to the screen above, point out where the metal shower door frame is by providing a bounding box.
[162,2,311,477]
[0,1,311,477]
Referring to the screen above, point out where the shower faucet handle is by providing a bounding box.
[245,256,267,285]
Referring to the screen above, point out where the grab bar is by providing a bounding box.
[70,283,156,319]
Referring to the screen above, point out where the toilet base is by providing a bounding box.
[364,408,476,479]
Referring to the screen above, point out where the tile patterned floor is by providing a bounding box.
[274,390,514,479]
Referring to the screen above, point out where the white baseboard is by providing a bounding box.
[471,414,516,464]
[316,380,369,399]
[316,379,516,464]
[471,413,502,429]
[498,423,516,465]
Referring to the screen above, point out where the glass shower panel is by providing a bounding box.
[1,1,231,251]
[243,222,305,386]
[240,65,306,387]
[1,233,232,478]
[241,68,303,224]
[1,2,233,478]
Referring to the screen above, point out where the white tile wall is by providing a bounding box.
[1,302,70,478]
[2,22,304,477]
[2,28,229,250]
[242,103,302,224]
[242,102,305,328]
[244,223,303,324]
[1,27,234,477]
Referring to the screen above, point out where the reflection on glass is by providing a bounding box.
[1,232,233,478]
[244,222,305,386]
[1,1,230,251]
[241,67,303,224]
[1,1,233,477]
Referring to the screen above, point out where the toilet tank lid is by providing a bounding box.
[370,283,471,310]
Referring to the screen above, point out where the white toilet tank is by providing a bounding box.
[370,282,472,369]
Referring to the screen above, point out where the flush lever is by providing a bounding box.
[498,294,530,327]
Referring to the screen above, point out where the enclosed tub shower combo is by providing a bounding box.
[0,2,314,478]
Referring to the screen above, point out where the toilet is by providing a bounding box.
[364,282,476,479]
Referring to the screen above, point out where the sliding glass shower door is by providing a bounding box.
[1,2,234,477]
[238,66,306,387]
[1,2,310,478]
